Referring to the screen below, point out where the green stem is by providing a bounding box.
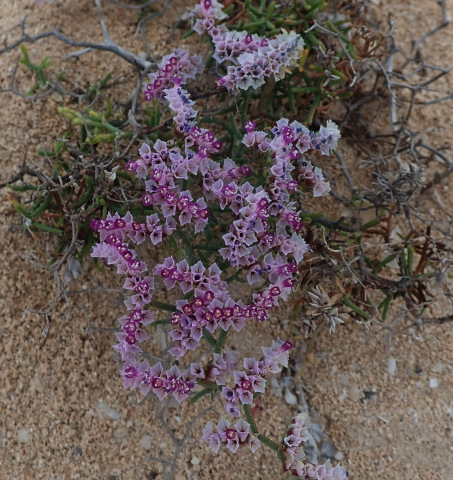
[8,184,39,192]
[306,94,321,125]
[343,294,370,319]
[149,300,177,312]
[29,221,62,234]
[242,404,258,434]
[258,76,276,112]
[257,434,285,463]
[174,229,196,265]
[190,388,213,404]
[153,318,171,326]
[225,268,243,284]
[202,329,217,348]
[30,192,52,218]
[214,329,228,354]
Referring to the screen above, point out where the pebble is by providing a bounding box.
[284,389,298,405]
[18,429,30,443]
[114,428,128,440]
[335,451,344,461]
[338,373,349,386]
[97,400,121,420]
[429,378,438,388]
[348,387,362,402]
[30,376,43,393]
[387,357,396,376]
[140,435,152,450]
[432,362,443,373]
[191,457,200,465]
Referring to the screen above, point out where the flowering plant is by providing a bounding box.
[6,1,452,476]
[89,2,347,476]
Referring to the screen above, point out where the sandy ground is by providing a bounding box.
[1,1,453,479]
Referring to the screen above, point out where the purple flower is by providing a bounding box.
[144,49,203,102]
[89,38,343,464]
[213,30,305,91]
[202,418,259,454]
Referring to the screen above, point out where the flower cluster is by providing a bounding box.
[188,0,305,90]
[120,360,196,404]
[190,0,227,34]
[144,48,203,101]
[283,413,349,479]
[162,77,199,134]
[191,350,239,386]
[93,74,339,381]
[220,339,292,417]
[283,413,312,470]
[202,418,260,454]
[90,16,346,472]
[215,30,304,91]
[89,221,200,403]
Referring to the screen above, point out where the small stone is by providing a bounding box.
[284,389,298,405]
[430,378,438,388]
[114,428,128,440]
[351,363,360,372]
[191,457,200,466]
[72,447,82,457]
[335,451,344,461]
[18,429,30,443]
[50,92,64,103]
[30,376,43,393]
[140,435,152,450]
[363,390,376,400]
[97,400,121,420]
[348,387,362,402]
[387,357,396,376]
[338,373,349,386]
[432,362,443,373]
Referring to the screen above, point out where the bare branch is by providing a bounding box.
[0,11,153,71]
[411,0,450,52]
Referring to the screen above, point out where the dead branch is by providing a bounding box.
[0,1,154,71]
